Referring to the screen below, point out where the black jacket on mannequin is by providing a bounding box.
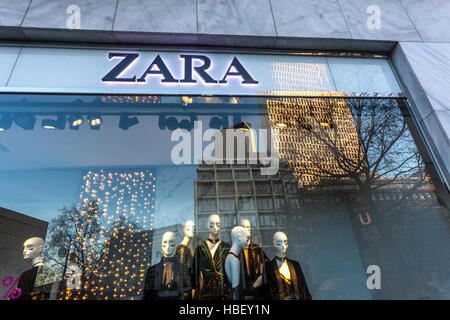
[142,256,180,300]
[265,258,312,300]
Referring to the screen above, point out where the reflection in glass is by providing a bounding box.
[0,94,449,300]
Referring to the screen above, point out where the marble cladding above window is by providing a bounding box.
[0,0,448,44]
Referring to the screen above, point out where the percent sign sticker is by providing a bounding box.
[2,276,22,300]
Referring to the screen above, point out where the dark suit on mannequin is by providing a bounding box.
[265,257,311,300]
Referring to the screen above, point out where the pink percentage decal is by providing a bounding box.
[2,276,22,300]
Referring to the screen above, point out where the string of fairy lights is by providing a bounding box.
[60,169,156,300]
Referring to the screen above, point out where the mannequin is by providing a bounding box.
[161,231,177,257]
[192,214,231,299]
[265,232,311,300]
[143,231,181,300]
[177,220,195,260]
[176,220,195,299]
[225,226,250,300]
[14,237,49,300]
[241,218,251,235]
[239,218,269,299]
[23,237,45,267]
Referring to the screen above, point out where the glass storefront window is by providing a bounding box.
[0,94,449,300]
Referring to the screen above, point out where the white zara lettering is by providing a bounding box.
[101,53,259,86]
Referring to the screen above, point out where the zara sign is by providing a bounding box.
[0,47,401,96]
[102,53,259,85]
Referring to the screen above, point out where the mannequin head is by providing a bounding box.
[184,220,195,239]
[161,231,177,257]
[231,226,250,250]
[240,218,251,236]
[23,237,45,261]
[207,214,221,238]
[273,232,288,257]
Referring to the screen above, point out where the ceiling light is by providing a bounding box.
[181,96,193,106]
[87,115,103,130]
[42,115,66,130]
[69,114,84,130]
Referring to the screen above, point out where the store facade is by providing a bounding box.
[0,1,449,301]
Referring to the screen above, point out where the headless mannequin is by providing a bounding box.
[225,226,250,300]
